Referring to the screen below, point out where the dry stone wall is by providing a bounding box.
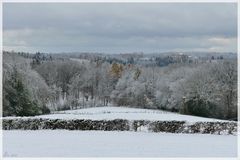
[2,118,237,135]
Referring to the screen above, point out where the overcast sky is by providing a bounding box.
[3,3,237,53]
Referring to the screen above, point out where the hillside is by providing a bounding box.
[4,106,229,122]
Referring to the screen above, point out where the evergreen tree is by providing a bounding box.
[3,67,40,116]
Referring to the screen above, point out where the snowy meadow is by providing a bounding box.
[2,106,238,157]
[3,130,237,157]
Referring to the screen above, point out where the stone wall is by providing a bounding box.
[2,118,237,135]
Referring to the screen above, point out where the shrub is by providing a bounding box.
[183,98,218,118]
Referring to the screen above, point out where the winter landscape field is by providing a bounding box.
[2,2,238,159]
[2,106,238,157]
[3,130,237,157]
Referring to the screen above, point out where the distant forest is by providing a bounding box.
[3,51,237,120]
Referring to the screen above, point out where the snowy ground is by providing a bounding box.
[4,107,230,123]
[3,107,237,157]
[3,130,237,157]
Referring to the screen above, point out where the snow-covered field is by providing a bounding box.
[3,130,237,157]
[4,107,230,123]
[3,107,237,157]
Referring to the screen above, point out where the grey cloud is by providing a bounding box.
[3,3,237,53]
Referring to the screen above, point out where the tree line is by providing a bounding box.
[3,51,237,120]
